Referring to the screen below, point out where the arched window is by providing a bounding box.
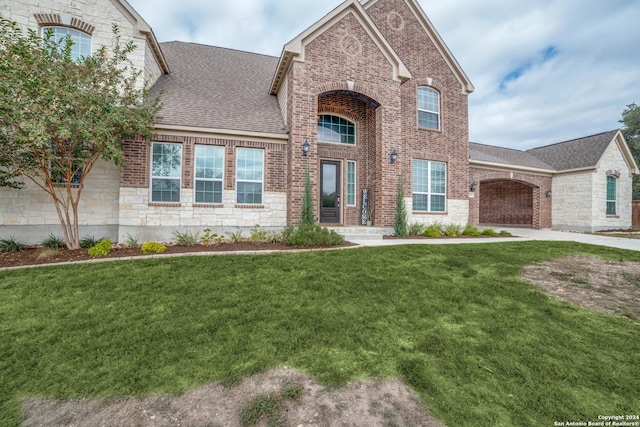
[417,87,440,130]
[606,176,617,215]
[317,114,356,145]
[42,27,91,61]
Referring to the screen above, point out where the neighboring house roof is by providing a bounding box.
[469,142,554,171]
[526,130,620,171]
[270,0,412,95]
[150,42,287,136]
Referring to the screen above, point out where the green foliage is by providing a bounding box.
[87,239,112,257]
[141,241,166,254]
[0,236,26,252]
[394,177,408,237]
[407,223,427,236]
[249,224,268,244]
[481,227,499,237]
[462,224,481,237]
[300,162,315,226]
[499,230,512,237]
[79,235,100,249]
[282,224,344,248]
[423,226,443,238]
[239,383,303,426]
[200,228,225,245]
[172,230,199,246]
[443,223,462,237]
[41,233,66,249]
[0,19,161,248]
[228,230,244,244]
[619,103,640,199]
[123,233,140,249]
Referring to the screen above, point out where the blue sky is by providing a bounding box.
[129,0,640,150]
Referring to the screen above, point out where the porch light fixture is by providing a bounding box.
[302,139,310,156]
[545,189,552,197]
[390,149,398,164]
[470,180,478,192]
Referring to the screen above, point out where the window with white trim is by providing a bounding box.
[412,159,446,212]
[236,148,263,204]
[417,87,440,130]
[317,114,356,145]
[194,145,224,204]
[346,161,356,206]
[43,26,91,61]
[151,142,182,203]
[606,176,617,215]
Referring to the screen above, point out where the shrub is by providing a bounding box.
[300,163,315,226]
[462,224,481,237]
[283,224,344,248]
[141,241,167,254]
[0,236,27,252]
[228,230,244,244]
[424,226,442,238]
[124,233,140,248]
[80,235,100,249]
[407,223,426,236]
[41,233,66,249]
[173,230,199,246]
[264,231,282,244]
[499,230,512,237]
[394,177,408,237]
[481,227,499,237]
[249,224,268,244]
[443,223,462,237]
[87,239,112,257]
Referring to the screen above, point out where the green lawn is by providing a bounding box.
[1,241,639,426]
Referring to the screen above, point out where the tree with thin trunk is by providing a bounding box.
[0,19,161,248]
[619,102,640,199]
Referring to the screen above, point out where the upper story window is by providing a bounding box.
[43,26,91,61]
[317,114,356,145]
[417,87,440,130]
[606,176,617,215]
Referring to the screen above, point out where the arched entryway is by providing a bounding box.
[479,179,537,227]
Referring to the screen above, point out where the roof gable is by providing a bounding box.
[362,0,474,94]
[470,142,555,172]
[270,0,411,95]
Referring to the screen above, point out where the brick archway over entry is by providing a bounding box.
[479,179,536,227]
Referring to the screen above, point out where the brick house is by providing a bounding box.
[1,0,637,242]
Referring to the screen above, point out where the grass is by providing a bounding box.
[1,241,639,426]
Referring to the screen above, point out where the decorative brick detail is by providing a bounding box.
[34,13,95,35]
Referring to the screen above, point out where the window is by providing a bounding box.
[417,87,440,130]
[317,115,356,145]
[412,159,446,212]
[194,145,224,204]
[347,161,356,206]
[236,148,263,204]
[42,26,91,61]
[151,142,182,203]
[606,176,617,215]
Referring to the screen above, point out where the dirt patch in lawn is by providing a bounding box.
[21,368,443,427]
[521,255,640,321]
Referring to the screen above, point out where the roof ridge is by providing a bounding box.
[159,40,279,59]
[526,129,619,152]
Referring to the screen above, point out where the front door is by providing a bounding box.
[320,160,340,223]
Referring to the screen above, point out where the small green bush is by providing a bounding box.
[462,224,481,237]
[283,224,344,248]
[228,230,244,244]
[124,233,140,248]
[200,228,225,245]
[173,230,199,246]
[141,241,167,254]
[423,226,442,238]
[443,223,462,237]
[499,230,512,237]
[249,224,268,243]
[407,223,427,236]
[0,236,27,252]
[80,235,100,249]
[41,233,66,249]
[87,239,112,257]
[481,227,499,237]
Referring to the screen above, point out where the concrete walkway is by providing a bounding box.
[351,228,640,252]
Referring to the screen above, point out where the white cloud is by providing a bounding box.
[129,0,640,150]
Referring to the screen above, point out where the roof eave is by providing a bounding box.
[613,130,640,175]
[469,159,556,175]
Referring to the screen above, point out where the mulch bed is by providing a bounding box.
[0,242,355,269]
[382,234,510,239]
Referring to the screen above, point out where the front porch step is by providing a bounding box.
[326,226,393,241]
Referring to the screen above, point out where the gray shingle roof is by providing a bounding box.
[469,142,555,170]
[525,130,618,171]
[149,42,287,135]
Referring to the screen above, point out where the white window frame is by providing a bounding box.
[346,160,356,206]
[236,148,264,205]
[412,159,447,212]
[606,176,617,215]
[194,145,224,204]
[150,142,182,203]
[42,26,92,61]
[417,87,440,131]
[317,114,357,145]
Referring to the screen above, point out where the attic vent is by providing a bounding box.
[606,170,621,178]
